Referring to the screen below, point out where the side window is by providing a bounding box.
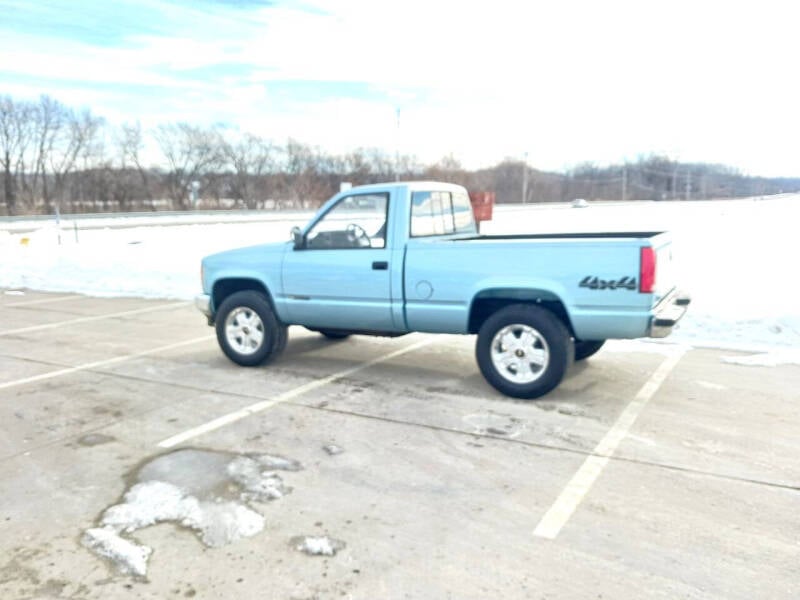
[411,191,455,237]
[305,193,388,250]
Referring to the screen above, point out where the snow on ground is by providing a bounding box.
[82,526,152,577]
[721,349,800,367]
[82,449,303,576]
[2,195,799,357]
[291,535,346,556]
[0,217,309,300]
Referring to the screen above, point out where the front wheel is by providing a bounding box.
[215,291,285,366]
[476,304,571,399]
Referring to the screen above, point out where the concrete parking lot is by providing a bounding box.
[0,290,798,599]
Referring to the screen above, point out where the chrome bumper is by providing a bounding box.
[195,294,213,323]
[649,290,691,338]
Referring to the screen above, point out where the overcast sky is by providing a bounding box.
[1,0,797,176]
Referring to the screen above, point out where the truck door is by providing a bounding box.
[281,192,397,331]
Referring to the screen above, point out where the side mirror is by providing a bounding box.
[290,226,305,249]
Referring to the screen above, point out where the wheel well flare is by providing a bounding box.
[212,279,272,313]
[468,293,574,337]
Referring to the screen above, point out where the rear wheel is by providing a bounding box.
[215,291,284,366]
[476,304,571,399]
[574,340,605,361]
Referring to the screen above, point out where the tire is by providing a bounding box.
[574,340,605,361]
[273,323,289,355]
[215,290,283,366]
[476,304,571,400]
[317,330,351,340]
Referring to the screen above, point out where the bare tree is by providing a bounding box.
[11,102,38,212]
[0,96,99,214]
[28,95,68,212]
[424,154,468,187]
[222,132,276,209]
[284,139,328,207]
[6,90,800,215]
[153,123,224,209]
[343,149,372,185]
[0,96,27,215]
[48,107,104,212]
[118,121,153,207]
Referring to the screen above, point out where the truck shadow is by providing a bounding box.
[281,336,340,356]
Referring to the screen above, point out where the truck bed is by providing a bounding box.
[456,231,665,241]
[403,230,676,339]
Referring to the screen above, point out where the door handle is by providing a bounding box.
[372,261,389,270]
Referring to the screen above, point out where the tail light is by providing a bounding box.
[640,247,656,293]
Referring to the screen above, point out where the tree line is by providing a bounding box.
[1,94,798,216]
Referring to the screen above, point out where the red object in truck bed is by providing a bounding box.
[469,191,495,222]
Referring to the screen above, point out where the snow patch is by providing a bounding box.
[253,453,303,472]
[82,527,152,577]
[721,350,800,367]
[186,500,265,548]
[462,412,526,438]
[226,456,290,501]
[99,480,266,548]
[83,449,302,577]
[101,480,190,532]
[291,535,346,556]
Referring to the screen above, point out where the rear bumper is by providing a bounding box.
[649,289,691,338]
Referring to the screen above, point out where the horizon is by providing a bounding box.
[1,0,798,178]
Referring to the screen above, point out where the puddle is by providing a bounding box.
[83,448,302,577]
[485,427,508,436]
[554,403,585,417]
[462,412,527,438]
[77,434,116,447]
[291,535,346,556]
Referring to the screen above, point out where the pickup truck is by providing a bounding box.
[196,181,690,399]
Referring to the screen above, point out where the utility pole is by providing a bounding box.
[621,164,627,202]
[522,151,528,204]
[672,164,679,200]
[395,107,400,182]
[685,168,691,201]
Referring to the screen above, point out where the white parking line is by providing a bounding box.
[3,294,83,307]
[0,301,189,336]
[533,348,687,540]
[0,335,214,391]
[157,336,437,449]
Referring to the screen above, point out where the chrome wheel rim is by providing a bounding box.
[224,307,265,355]
[490,324,549,384]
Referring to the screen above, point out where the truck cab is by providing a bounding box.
[282,182,475,333]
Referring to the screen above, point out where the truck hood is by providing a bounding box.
[203,241,287,267]
[201,241,289,296]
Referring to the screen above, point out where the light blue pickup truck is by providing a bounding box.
[196,181,690,399]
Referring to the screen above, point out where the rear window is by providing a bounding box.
[411,191,473,237]
[451,191,474,233]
